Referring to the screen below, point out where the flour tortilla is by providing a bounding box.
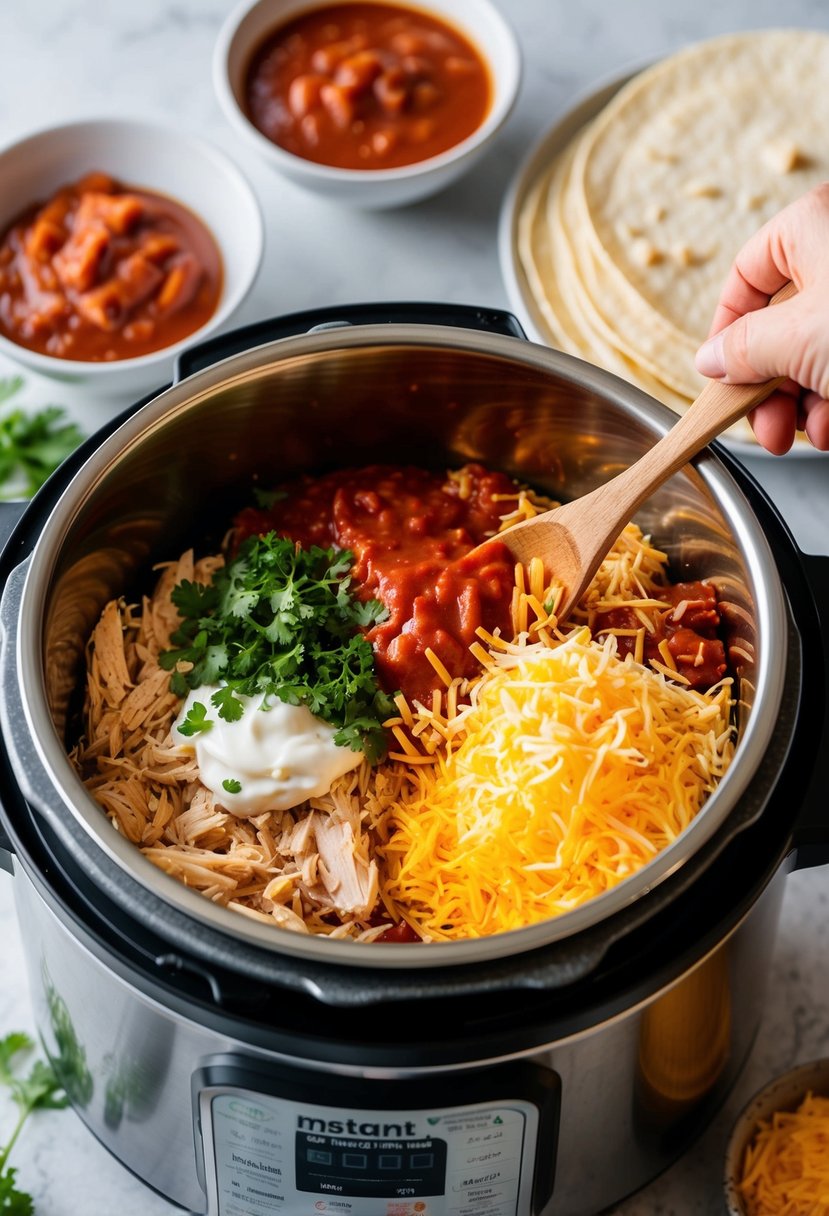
[517,29,829,445]
[578,31,829,376]
[517,147,693,409]
[554,135,702,401]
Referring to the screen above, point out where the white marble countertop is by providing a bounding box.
[1,2,828,1214]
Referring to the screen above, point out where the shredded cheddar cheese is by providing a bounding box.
[738,1091,829,1216]
[374,628,733,940]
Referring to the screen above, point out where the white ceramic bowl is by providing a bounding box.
[724,1058,829,1215]
[214,0,522,209]
[0,119,264,398]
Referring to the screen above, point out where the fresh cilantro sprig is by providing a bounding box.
[177,701,213,736]
[0,1032,68,1214]
[0,377,84,499]
[159,532,395,762]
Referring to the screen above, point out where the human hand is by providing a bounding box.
[694,184,829,454]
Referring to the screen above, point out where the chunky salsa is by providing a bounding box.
[234,464,727,706]
[244,1,491,170]
[595,581,727,691]
[0,173,223,362]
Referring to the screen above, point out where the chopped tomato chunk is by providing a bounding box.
[0,173,222,361]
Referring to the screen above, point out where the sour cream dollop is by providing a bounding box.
[172,687,362,816]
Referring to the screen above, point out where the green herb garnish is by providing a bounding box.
[210,685,243,723]
[176,701,213,737]
[160,532,395,762]
[0,1031,68,1213]
[222,778,242,794]
[0,377,84,499]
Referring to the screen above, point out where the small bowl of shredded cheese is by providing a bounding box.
[725,1058,829,1216]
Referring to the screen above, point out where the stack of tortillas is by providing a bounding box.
[517,30,829,444]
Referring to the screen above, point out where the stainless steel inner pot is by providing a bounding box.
[10,322,788,968]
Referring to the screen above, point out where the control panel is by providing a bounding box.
[195,1057,559,1216]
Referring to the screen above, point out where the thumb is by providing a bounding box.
[695,299,816,388]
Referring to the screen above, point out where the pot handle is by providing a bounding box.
[792,551,829,869]
[173,302,528,382]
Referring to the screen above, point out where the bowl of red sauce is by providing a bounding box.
[0,119,263,396]
[214,0,521,208]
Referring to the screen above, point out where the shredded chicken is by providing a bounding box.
[71,549,388,939]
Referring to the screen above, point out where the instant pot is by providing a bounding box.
[0,304,827,1216]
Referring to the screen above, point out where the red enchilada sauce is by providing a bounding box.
[0,173,222,361]
[234,464,727,706]
[245,2,491,170]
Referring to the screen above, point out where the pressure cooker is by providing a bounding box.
[0,303,826,1216]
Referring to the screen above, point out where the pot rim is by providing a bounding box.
[10,322,789,969]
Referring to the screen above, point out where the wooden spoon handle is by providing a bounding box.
[498,281,799,611]
[591,280,797,523]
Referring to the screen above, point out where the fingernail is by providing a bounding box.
[695,331,726,379]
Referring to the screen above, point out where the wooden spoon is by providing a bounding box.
[498,281,797,621]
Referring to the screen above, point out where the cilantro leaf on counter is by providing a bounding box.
[0,1035,67,1124]
[0,378,84,499]
[160,532,395,762]
[0,1036,31,1086]
[7,1061,66,1117]
[0,1031,68,1214]
[0,1167,34,1216]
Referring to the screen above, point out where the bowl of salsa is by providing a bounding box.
[0,119,263,396]
[214,0,521,207]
